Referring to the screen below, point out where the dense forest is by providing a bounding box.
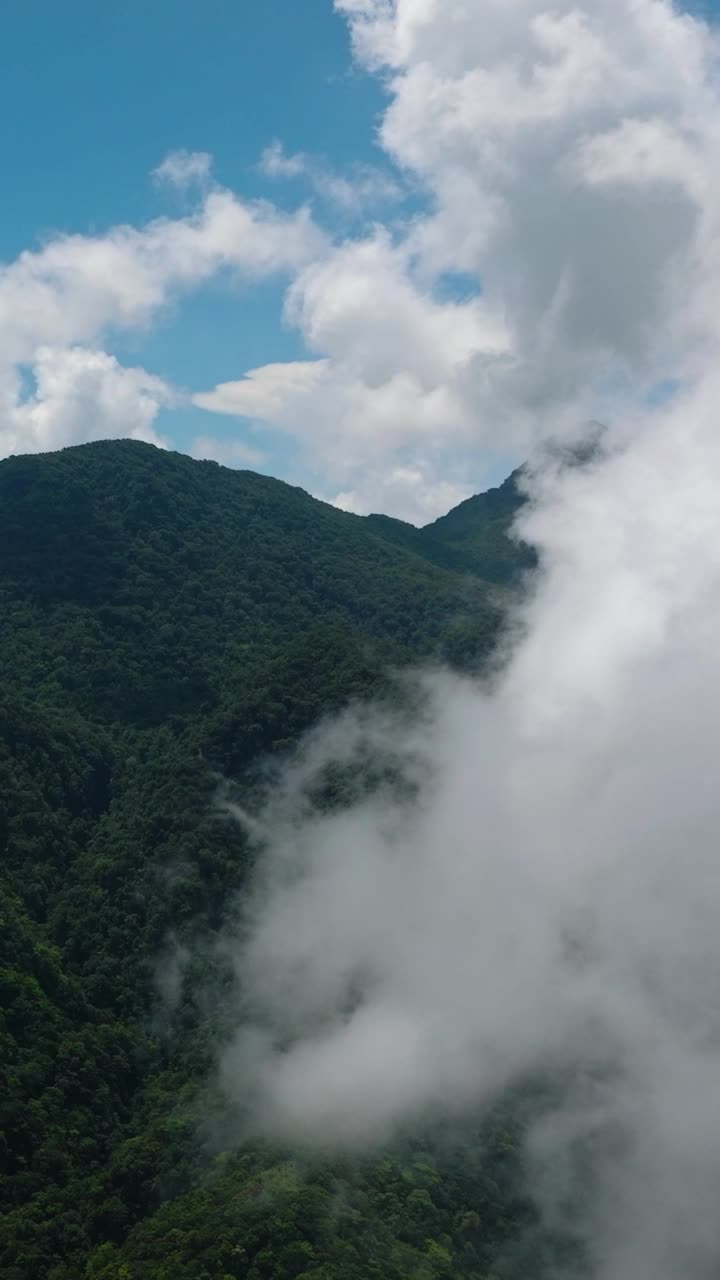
[0,440,564,1280]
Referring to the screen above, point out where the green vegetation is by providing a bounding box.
[419,471,535,585]
[0,440,558,1279]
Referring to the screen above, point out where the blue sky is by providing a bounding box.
[0,2,384,246]
[1,1,718,522]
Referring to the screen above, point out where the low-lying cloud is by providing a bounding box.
[216,371,720,1278]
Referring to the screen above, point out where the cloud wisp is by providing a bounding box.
[259,139,404,214]
[152,149,213,190]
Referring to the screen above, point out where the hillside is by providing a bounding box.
[0,441,555,1280]
[420,470,535,583]
[0,440,510,731]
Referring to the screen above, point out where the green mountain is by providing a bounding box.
[420,470,534,583]
[0,440,563,1280]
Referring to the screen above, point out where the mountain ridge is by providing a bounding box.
[0,439,517,732]
[0,435,522,580]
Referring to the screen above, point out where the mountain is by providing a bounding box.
[0,440,558,1280]
[0,440,511,731]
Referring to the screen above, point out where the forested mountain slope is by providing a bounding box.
[420,470,535,584]
[0,440,556,1280]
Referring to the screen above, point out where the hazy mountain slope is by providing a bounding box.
[0,440,546,1280]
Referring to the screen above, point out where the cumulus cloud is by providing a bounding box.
[192,0,720,516]
[341,0,717,394]
[0,181,323,459]
[195,351,485,520]
[194,357,486,523]
[196,232,510,517]
[0,347,171,456]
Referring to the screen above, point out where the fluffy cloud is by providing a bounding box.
[193,0,720,517]
[194,352,486,523]
[0,347,171,457]
[342,0,717,386]
[0,189,322,366]
[196,231,510,517]
[0,177,323,460]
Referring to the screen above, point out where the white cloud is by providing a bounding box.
[284,232,505,382]
[340,0,719,402]
[218,367,720,1278]
[0,182,324,461]
[194,350,481,520]
[0,189,323,367]
[194,359,331,420]
[195,232,510,510]
[189,0,720,516]
[152,149,213,188]
[0,346,171,457]
[315,165,402,213]
[195,358,468,453]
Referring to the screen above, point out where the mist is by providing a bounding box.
[211,3,720,1278]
